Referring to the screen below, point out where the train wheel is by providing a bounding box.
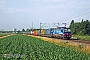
[61,37,63,39]
[67,37,70,40]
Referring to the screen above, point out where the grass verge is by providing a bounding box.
[72,35,90,40]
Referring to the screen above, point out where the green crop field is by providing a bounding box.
[0,33,9,37]
[0,34,90,60]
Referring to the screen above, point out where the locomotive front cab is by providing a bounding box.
[63,28,71,39]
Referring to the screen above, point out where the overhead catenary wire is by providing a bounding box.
[61,7,90,27]
[73,8,90,16]
[64,7,90,21]
[67,12,90,20]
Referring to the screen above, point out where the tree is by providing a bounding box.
[70,20,75,34]
[69,19,90,35]
[22,28,25,32]
[84,20,90,35]
[71,20,74,24]
[26,28,30,32]
[17,30,21,34]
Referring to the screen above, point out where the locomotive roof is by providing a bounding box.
[57,27,70,29]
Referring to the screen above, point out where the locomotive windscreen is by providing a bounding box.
[64,28,71,32]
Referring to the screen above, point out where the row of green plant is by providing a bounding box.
[0,34,90,60]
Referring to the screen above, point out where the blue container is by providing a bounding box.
[38,30,41,35]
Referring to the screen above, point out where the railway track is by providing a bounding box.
[27,34,90,45]
[32,35,90,45]
[52,38,90,45]
[40,35,90,45]
[69,39,90,44]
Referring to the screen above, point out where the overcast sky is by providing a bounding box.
[0,0,90,31]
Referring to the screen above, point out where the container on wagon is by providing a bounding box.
[32,30,35,35]
[44,29,46,34]
[32,30,34,35]
[32,30,36,35]
[30,31,33,35]
[38,30,41,35]
[41,29,44,35]
[44,29,49,34]
[34,30,38,36]
[47,28,55,37]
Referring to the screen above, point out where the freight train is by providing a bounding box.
[30,27,71,40]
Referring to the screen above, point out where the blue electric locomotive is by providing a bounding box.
[50,27,71,39]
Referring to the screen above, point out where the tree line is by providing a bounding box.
[70,19,90,35]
